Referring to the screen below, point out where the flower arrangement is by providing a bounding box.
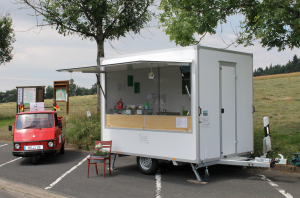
[90,143,109,157]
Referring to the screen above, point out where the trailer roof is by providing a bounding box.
[56,60,192,73]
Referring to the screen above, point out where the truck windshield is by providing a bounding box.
[16,114,53,129]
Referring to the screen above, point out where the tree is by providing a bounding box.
[17,0,154,112]
[159,0,300,51]
[0,14,15,65]
[44,85,53,99]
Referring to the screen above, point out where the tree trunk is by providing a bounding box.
[96,39,105,113]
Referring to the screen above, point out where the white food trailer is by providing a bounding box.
[57,45,285,182]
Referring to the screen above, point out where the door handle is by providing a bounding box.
[221,108,224,113]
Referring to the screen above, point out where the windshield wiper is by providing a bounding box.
[23,125,37,129]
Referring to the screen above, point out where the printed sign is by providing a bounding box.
[17,88,23,105]
[139,133,149,144]
[200,116,210,128]
[30,102,44,111]
[24,88,36,105]
[56,89,67,101]
[176,117,187,128]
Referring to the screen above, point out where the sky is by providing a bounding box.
[1,1,300,92]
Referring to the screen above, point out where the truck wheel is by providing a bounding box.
[60,143,65,154]
[32,156,38,165]
[137,157,159,175]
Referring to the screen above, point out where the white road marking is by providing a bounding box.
[0,157,22,168]
[45,155,89,190]
[261,175,293,198]
[0,144,8,148]
[155,171,162,198]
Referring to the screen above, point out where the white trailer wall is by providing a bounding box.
[198,47,253,162]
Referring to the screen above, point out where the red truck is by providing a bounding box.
[9,111,66,165]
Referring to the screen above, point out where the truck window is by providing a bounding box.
[16,113,53,129]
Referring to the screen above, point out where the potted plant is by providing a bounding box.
[89,143,109,163]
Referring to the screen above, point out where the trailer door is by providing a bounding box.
[220,64,236,156]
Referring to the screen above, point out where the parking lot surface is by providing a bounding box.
[0,141,299,198]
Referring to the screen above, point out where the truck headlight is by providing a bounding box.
[14,143,20,149]
[48,141,54,147]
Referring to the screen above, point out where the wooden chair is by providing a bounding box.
[87,140,112,178]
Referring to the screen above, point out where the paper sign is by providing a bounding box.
[176,117,187,128]
[17,88,23,105]
[200,116,210,128]
[137,110,142,115]
[139,133,149,144]
[24,88,36,105]
[118,84,125,91]
[126,110,131,115]
[87,110,91,117]
[56,89,66,101]
[30,102,44,111]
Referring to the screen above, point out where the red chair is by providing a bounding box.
[87,140,112,178]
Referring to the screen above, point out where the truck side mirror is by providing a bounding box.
[8,125,12,131]
[58,123,62,128]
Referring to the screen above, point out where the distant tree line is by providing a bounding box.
[44,83,97,99]
[0,83,97,103]
[253,55,300,77]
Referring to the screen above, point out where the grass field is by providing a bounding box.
[1,75,300,162]
[253,74,300,161]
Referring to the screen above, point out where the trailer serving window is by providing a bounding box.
[104,61,192,132]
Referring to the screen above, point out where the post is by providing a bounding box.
[96,74,101,113]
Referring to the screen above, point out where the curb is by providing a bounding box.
[272,164,300,174]
[0,179,70,198]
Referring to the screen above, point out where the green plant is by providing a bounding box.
[83,142,89,151]
[90,149,109,157]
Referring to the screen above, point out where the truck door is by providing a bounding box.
[220,64,236,156]
[54,114,62,148]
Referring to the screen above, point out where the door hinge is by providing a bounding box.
[221,108,225,113]
[234,75,237,80]
[198,107,202,116]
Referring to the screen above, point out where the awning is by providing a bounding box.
[56,60,192,73]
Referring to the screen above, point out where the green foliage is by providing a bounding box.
[159,0,300,51]
[44,85,53,99]
[0,14,15,65]
[83,142,90,150]
[0,89,17,103]
[253,54,300,76]
[65,109,101,146]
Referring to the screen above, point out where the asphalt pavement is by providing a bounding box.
[0,140,299,198]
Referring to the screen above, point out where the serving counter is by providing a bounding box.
[106,115,191,132]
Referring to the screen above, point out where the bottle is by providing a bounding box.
[205,166,209,182]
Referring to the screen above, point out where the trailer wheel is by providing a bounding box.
[60,143,65,154]
[32,156,38,165]
[137,157,159,175]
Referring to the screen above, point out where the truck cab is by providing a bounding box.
[11,111,66,164]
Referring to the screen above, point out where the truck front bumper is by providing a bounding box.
[12,149,58,157]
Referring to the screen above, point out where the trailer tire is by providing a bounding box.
[60,143,65,154]
[137,157,159,175]
[32,156,38,165]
